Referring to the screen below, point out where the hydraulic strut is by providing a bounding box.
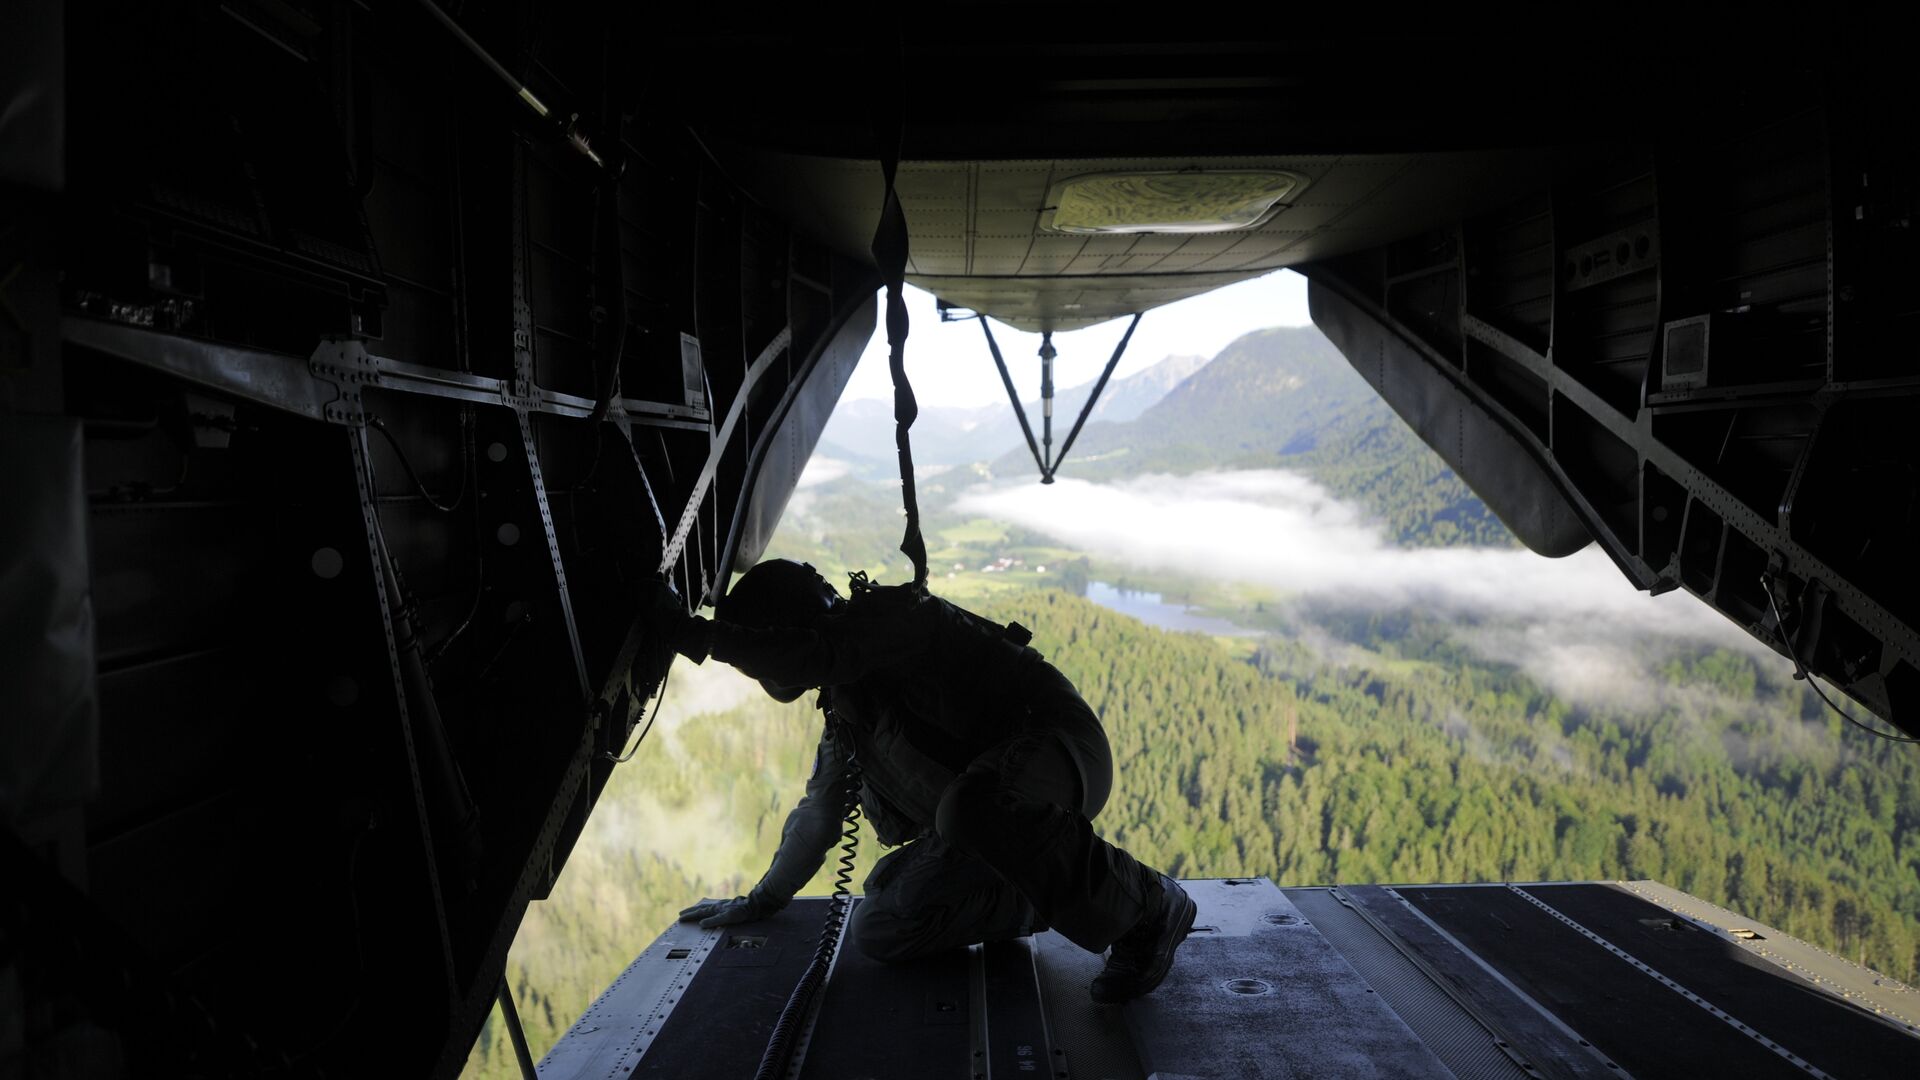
[978,312,1143,483]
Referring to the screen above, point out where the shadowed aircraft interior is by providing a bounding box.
[3,5,1917,1076]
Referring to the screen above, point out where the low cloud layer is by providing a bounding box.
[957,470,1779,709]
[795,455,853,489]
[652,656,760,734]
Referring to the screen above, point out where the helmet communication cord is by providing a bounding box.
[752,83,916,1077]
[751,702,864,1080]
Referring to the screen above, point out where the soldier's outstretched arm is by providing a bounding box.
[678,730,849,928]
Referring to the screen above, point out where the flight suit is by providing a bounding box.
[702,586,1160,960]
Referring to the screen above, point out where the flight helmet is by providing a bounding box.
[718,559,841,629]
[718,560,841,701]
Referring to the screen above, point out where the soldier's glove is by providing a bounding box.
[642,578,713,663]
[677,889,783,929]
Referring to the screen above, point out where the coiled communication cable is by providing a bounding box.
[752,715,862,1080]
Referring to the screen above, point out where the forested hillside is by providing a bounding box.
[463,321,1918,1078]
[462,668,872,1078]
[975,591,1920,978]
[821,351,1209,469]
[1008,327,1515,548]
[465,590,1920,1079]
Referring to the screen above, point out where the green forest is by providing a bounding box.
[465,586,1920,1078]
[462,326,1920,1077]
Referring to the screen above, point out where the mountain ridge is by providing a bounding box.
[822,351,1210,468]
[999,326,1517,548]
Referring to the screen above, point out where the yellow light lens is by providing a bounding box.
[1049,171,1303,234]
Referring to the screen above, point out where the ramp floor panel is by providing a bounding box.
[624,899,830,1079]
[1521,883,1917,1079]
[1325,885,1621,1079]
[538,879,1919,1079]
[1121,879,1452,1079]
[1030,929,1147,1080]
[798,900,972,1080]
[1287,887,1531,1080]
[1402,884,1820,1079]
[1620,880,1920,1031]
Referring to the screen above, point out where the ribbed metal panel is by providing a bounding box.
[1288,888,1527,1080]
[1030,931,1147,1080]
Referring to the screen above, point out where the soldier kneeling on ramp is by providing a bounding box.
[651,559,1195,1003]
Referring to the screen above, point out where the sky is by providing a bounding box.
[841,269,1312,407]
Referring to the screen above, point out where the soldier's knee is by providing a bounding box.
[934,770,999,855]
[848,905,925,965]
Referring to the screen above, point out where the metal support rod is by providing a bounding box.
[497,979,538,1080]
[63,316,707,430]
[655,328,793,576]
[1052,312,1142,477]
[518,411,592,700]
[979,317,1046,477]
[1039,331,1056,482]
[413,0,552,118]
[411,0,606,168]
[348,428,460,996]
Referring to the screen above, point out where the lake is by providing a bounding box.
[1084,581,1261,637]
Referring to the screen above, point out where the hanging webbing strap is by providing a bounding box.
[870,126,929,588]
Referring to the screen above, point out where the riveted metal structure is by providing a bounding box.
[1298,119,1920,727]
[4,5,1917,1077]
[5,4,877,1074]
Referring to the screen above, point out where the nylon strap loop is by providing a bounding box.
[871,121,929,588]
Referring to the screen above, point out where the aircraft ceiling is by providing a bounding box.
[714,148,1549,332]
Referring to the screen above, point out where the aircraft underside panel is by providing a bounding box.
[4,2,878,1075]
[1304,110,1920,734]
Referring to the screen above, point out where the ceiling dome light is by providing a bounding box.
[1045,170,1306,234]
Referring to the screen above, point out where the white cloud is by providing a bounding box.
[957,469,1780,709]
[1456,623,1666,713]
[784,456,855,526]
[651,656,760,734]
[795,455,852,489]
